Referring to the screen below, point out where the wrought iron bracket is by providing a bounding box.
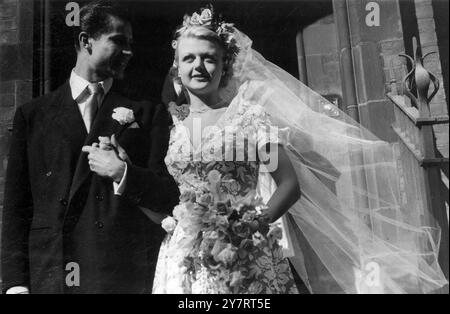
[399,37,440,114]
[387,93,449,127]
[393,126,449,167]
[386,94,449,128]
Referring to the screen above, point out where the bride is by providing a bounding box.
[152,5,300,294]
[150,5,448,294]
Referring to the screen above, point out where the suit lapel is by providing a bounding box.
[48,82,87,155]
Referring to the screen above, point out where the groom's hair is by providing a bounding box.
[73,0,131,51]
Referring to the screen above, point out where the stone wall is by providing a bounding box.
[415,0,449,157]
[0,0,34,285]
[302,15,343,100]
[346,0,408,142]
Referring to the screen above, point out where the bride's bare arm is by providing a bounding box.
[263,143,301,223]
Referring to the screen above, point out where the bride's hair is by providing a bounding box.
[171,5,240,87]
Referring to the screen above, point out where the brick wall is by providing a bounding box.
[346,0,446,148]
[344,0,407,142]
[380,38,407,97]
[0,0,34,286]
[415,0,449,157]
[0,0,18,262]
[302,15,343,100]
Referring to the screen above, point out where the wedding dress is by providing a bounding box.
[152,94,299,294]
[153,27,448,294]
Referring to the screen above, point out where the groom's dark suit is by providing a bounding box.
[1,81,180,293]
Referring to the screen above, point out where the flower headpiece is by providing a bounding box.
[172,5,240,61]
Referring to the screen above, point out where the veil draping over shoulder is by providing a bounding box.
[220,28,448,294]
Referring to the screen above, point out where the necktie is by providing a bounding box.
[84,83,104,132]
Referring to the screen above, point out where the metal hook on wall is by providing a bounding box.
[399,36,440,117]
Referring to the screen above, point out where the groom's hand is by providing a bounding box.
[82,144,126,183]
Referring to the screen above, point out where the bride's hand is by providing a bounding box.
[257,213,271,235]
[97,135,132,164]
[98,136,114,151]
[110,134,131,163]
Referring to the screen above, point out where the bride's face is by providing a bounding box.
[177,37,225,96]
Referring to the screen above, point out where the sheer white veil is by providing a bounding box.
[220,28,448,294]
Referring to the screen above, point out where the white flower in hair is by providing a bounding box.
[200,8,213,24]
[173,5,241,63]
[182,14,191,27]
[112,107,135,125]
[190,12,201,25]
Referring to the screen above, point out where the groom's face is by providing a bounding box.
[88,15,133,80]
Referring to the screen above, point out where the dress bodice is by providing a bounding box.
[165,100,287,207]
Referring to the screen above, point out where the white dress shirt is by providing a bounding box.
[69,70,113,131]
[6,71,128,294]
[69,70,127,195]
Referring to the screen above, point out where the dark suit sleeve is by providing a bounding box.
[122,102,179,214]
[161,71,176,106]
[1,107,33,292]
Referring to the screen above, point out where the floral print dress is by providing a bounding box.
[152,94,299,294]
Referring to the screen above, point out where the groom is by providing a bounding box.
[1,0,179,293]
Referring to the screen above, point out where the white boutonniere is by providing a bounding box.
[112,107,135,125]
[112,107,140,138]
